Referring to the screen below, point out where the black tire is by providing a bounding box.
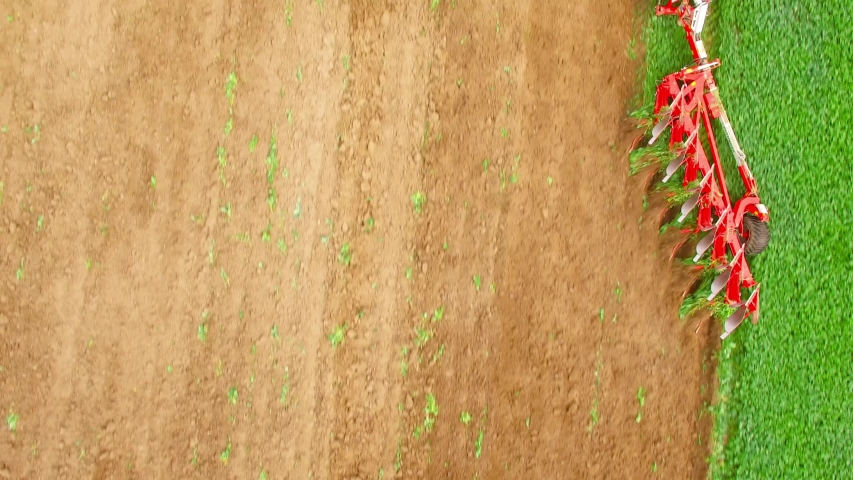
[742,214,770,255]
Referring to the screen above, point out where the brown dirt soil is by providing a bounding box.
[0,1,717,479]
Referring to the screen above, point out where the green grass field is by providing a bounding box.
[637,1,853,478]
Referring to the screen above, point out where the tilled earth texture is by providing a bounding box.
[0,1,715,479]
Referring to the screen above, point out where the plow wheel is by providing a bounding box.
[740,214,770,255]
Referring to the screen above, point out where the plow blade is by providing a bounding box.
[678,192,700,223]
[693,230,714,262]
[678,169,712,223]
[720,286,761,340]
[663,153,686,183]
[649,113,672,145]
[709,248,747,304]
[720,306,747,340]
[696,206,730,262]
[708,267,730,301]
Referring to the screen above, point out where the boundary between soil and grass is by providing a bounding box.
[633,1,853,479]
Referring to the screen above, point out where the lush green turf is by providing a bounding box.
[637,1,853,478]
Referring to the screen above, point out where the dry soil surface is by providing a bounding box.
[0,1,716,479]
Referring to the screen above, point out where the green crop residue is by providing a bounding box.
[639,2,853,479]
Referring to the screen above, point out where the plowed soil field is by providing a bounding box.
[1,1,714,478]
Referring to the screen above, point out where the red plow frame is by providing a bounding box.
[643,1,769,339]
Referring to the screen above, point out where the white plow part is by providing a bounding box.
[694,39,708,61]
[649,87,685,145]
[649,113,672,145]
[708,268,730,301]
[695,207,730,262]
[663,129,698,183]
[693,230,714,262]
[678,169,712,223]
[678,192,700,223]
[663,154,685,183]
[692,2,709,34]
[720,306,747,340]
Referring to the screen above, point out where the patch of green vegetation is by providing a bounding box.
[338,243,352,266]
[414,324,433,347]
[328,324,346,349]
[15,257,24,281]
[266,133,278,182]
[220,440,232,464]
[473,275,482,292]
[25,124,40,144]
[394,440,403,472]
[474,429,484,458]
[225,72,238,106]
[636,387,646,423]
[460,411,472,425]
[7,408,18,431]
[588,347,603,432]
[410,191,427,214]
[197,323,209,342]
[588,399,599,431]
[227,387,238,405]
[414,392,439,439]
[265,133,279,211]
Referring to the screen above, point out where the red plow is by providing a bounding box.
[631,0,770,339]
